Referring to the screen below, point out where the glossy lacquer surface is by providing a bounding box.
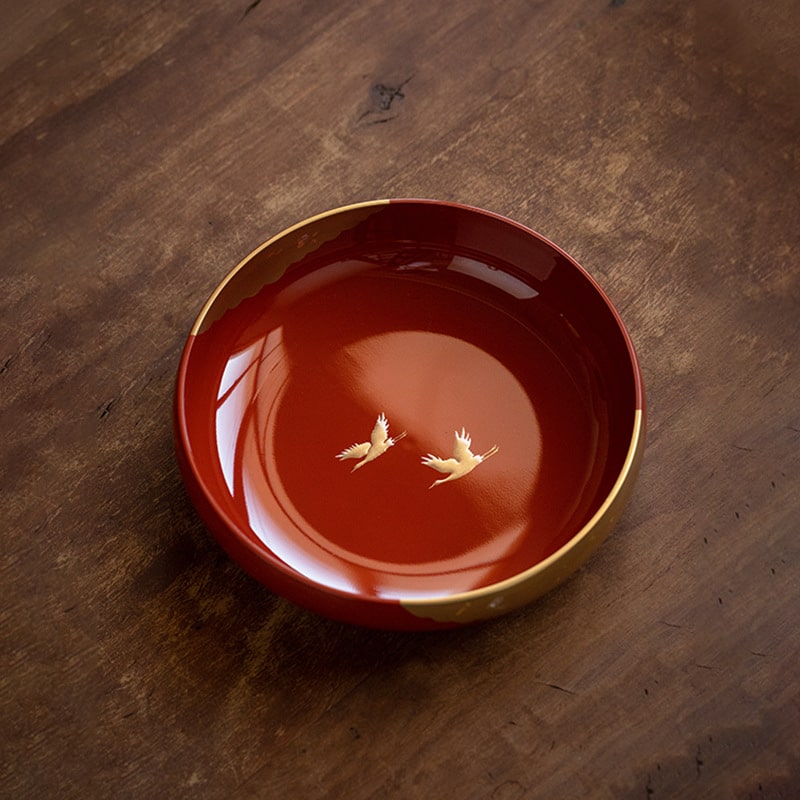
[175,201,644,628]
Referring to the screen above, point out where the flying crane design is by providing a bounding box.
[335,413,406,472]
[421,429,499,488]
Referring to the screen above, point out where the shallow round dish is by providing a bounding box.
[174,199,645,630]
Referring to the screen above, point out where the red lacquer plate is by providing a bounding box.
[174,200,645,630]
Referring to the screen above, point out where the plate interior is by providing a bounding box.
[181,206,636,600]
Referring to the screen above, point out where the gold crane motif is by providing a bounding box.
[421,429,499,488]
[335,413,407,472]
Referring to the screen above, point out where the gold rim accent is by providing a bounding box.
[402,408,646,623]
[190,199,390,335]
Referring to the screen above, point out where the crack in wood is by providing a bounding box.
[538,681,576,695]
[240,0,261,20]
[358,75,413,124]
[695,746,704,777]
[99,400,117,420]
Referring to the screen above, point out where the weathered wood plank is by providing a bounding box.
[1,0,798,797]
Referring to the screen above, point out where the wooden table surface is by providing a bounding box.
[2,1,799,797]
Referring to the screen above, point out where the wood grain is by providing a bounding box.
[2,0,798,797]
